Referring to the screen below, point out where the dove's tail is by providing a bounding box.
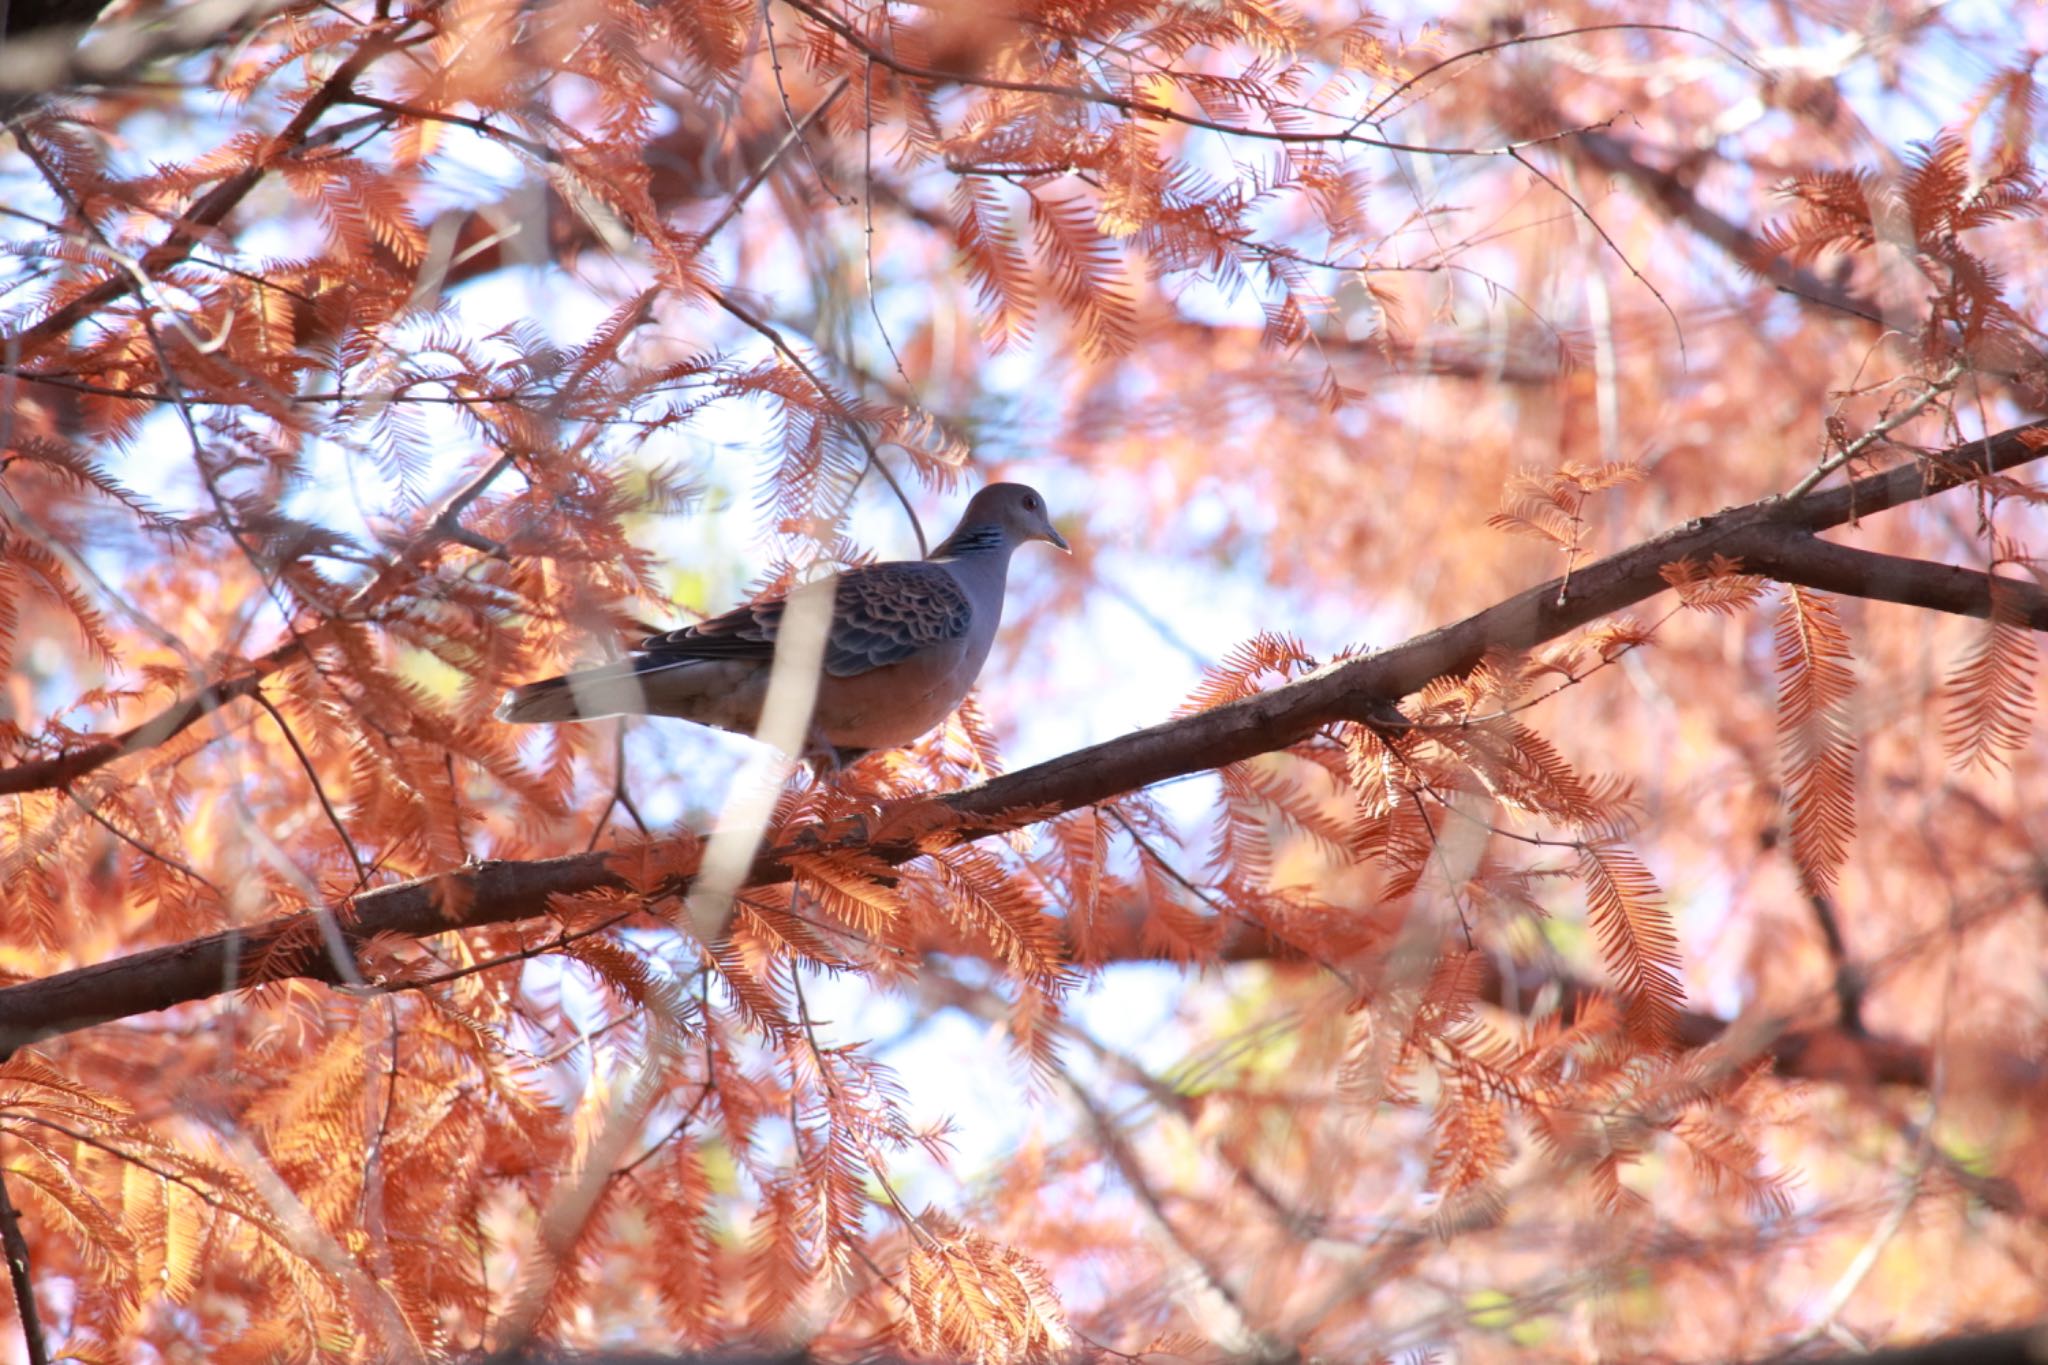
[496,659,692,724]
[495,675,593,723]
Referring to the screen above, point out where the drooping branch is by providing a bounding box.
[0,423,2043,1051]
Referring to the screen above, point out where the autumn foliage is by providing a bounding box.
[3,0,2048,1360]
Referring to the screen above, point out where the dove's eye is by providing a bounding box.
[1024,494,1040,510]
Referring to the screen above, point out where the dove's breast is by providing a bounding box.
[810,632,988,748]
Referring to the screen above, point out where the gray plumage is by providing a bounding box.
[496,483,1068,762]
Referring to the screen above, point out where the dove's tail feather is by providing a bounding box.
[496,659,697,724]
[495,675,592,723]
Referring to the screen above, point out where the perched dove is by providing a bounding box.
[496,483,1068,765]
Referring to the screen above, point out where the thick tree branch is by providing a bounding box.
[1094,903,1994,1097]
[470,1324,2048,1364]
[465,1328,2048,1363]
[1761,536,2048,626]
[0,423,2043,1051]
[0,667,274,797]
[386,1324,2048,1365]
[1565,131,2048,409]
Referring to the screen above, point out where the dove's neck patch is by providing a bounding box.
[930,523,1008,559]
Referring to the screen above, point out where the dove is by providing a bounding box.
[496,483,1068,766]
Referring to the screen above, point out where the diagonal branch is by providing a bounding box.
[711,288,926,551]
[1758,535,2048,626]
[0,453,513,798]
[0,423,2044,1050]
[2,0,290,100]
[2,27,399,354]
[697,76,849,244]
[1062,1069,1273,1356]
[1570,130,1881,324]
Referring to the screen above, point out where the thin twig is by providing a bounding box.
[789,964,932,1246]
[0,368,712,410]
[1785,362,1966,499]
[586,720,651,852]
[1063,1072,1272,1357]
[443,753,472,863]
[62,786,224,893]
[758,0,843,202]
[781,0,1623,161]
[1407,789,1477,947]
[712,288,927,553]
[698,75,850,243]
[355,997,404,1285]
[1781,1116,1934,1350]
[248,691,373,887]
[1802,884,1866,1033]
[610,1080,717,1179]
[1510,146,1685,365]
[0,1135,51,1365]
[1106,806,1357,988]
[1355,21,1759,128]
[1094,574,1210,667]
[340,94,562,163]
[861,56,913,389]
[353,909,639,993]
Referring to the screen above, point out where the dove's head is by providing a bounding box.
[956,482,1070,554]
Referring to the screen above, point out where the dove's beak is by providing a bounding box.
[1042,525,1071,553]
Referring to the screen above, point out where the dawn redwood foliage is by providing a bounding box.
[1,0,2047,1360]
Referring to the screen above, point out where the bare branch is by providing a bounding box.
[1760,535,2048,628]
[1,0,288,105]
[698,76,850,244]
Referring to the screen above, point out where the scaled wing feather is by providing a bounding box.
[636,562,974,678]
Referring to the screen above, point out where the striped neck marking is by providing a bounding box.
[934,523,1008,558]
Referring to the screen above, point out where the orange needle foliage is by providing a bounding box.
[1,0,2047,1361]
